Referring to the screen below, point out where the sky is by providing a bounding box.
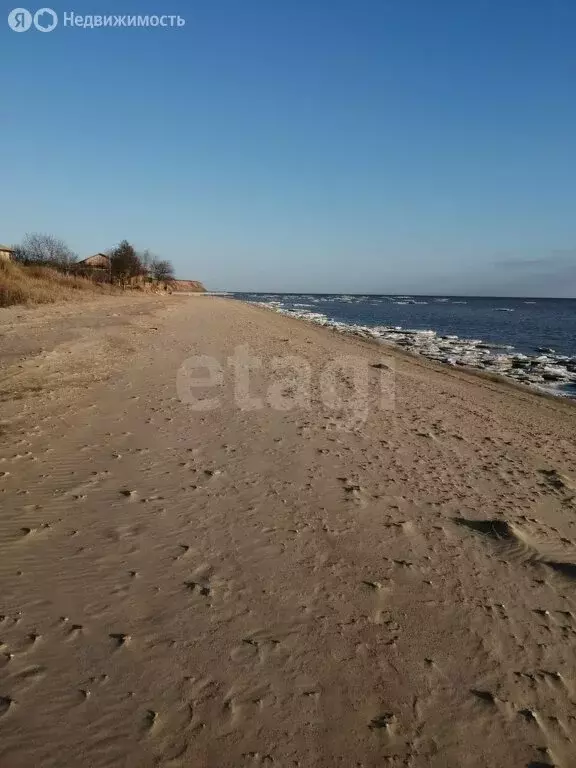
[2,0,575,296]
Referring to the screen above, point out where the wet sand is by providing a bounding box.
[1,295,575,767]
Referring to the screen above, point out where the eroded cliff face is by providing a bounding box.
[171,280,206,292]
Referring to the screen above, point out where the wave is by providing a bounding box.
[248,299,576,399]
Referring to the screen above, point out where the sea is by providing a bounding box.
[233,293,576,398]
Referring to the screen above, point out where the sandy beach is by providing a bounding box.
[1,294,576,768]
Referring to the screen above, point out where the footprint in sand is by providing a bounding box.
[338,477,369,507]
[0,696,14,718]
[538,469,574,493]
[65,624,84,642]
[144,709,159,732]
[19,524,50,538]
[109,633,131,648]
[368,712,397,732]
[471,689,499,705]
[184,581,211,597]
[174,544,191,562]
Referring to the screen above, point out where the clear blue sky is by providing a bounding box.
[2,0,575,295]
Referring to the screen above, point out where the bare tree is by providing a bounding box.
[150,258,175,282]
[137,249,155,277]
[12,233,77,269]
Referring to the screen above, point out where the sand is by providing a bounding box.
[1,295,575,768]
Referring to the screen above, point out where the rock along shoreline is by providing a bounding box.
[250,300,576,400]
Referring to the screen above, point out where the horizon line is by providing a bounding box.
[216,291,576,300]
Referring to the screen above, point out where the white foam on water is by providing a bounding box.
[249,298,576,399]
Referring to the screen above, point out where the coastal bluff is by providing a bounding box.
[171,278,206,292]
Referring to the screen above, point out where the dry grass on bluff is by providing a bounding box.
[0,260,121,307]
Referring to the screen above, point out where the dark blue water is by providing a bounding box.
[234,294,576,358]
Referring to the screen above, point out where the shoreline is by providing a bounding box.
[1,295,576,767]
[241,298,576,410]
[241,297,576,401]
